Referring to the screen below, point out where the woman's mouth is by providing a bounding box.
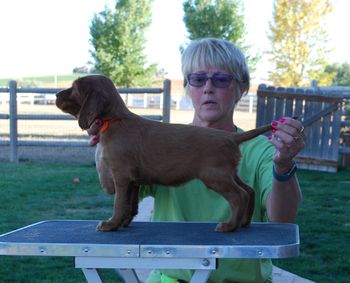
[202,100,217,105]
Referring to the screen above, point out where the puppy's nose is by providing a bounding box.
[56,88,69,98]
[56,90,63,97]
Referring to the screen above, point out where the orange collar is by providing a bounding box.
[100,117,122,134]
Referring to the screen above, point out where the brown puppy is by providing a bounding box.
[56,75,272,232]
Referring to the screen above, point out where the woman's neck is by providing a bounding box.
[192,116,237,132]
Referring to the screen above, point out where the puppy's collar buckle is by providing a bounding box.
[100,117,121,134]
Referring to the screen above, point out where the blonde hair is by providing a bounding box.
[181,38,250,98]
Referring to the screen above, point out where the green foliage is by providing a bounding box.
[325,62,350,86]
[268,0,334,87]
[89,0,157,87]
[182,0,259,73]
[183,0,245,45]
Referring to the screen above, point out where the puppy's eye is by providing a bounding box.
[71,88,80,98]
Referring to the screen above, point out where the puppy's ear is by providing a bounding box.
[78,88,107,130]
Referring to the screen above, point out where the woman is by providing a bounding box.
[90,38,305,282]
[144,38,304,283]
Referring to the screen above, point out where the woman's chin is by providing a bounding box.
[198,111,222,123]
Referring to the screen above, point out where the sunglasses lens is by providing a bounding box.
[187,74,207,87]
[212,74,233,88]
[187,73,233,88]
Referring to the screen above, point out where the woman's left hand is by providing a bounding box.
[269,117,306,172]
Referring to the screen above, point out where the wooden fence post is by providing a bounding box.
[9,80,18,163]
[341,133,350,167]
[162,79,171,123]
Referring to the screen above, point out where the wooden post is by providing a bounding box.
[341,133,350,167]
[162,79,171,123]
[9,80,18,162]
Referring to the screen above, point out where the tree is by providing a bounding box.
[182,0,258,72]
[325,62,350,86]
[89,0,156,87]
[268,0,334,87]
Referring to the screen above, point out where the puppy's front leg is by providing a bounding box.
[96,178,131,232]
[95,144,114,194]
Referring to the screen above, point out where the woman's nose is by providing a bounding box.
[203,78,214,94]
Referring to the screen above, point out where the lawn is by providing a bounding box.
[0,162,349,282]
[274,168,350,282]
[0,162,121,283]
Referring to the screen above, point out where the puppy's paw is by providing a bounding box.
[215,222,237,232]
[239,219,252,229]
[121,218,132,228]
[96,220,120,232]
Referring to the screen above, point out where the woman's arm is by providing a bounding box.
[266,169,302,222]
[266,117,305,222]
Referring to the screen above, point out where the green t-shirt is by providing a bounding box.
[140,130,275,283]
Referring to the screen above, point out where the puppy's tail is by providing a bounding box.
[234,124,272,144]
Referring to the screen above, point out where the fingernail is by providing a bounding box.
[271,121,278,127]
[267,136,272,140]
[92,136,98,142]
[95,119,102,126]
[272,128,276,133]
[279,117,286,123]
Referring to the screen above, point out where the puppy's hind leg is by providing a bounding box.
[202,172,248,232]
[234,175,255,228]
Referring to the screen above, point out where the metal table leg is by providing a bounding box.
[190,270,212,283]
[116,269,140,283]
[81,268,104,283]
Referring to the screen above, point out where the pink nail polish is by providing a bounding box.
[271,121,278,127]
[92,136,98,142]
[279,117,285,123]
[268,136,272,140]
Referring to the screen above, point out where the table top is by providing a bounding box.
[0,220,299,259]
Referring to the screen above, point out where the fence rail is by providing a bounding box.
[0,80,171,162]
[257,84,350,172]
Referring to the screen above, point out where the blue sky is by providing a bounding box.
[0,0,348,83]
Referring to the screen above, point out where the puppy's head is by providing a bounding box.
[56,75,115,130]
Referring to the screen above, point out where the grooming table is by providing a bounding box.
[0,220,299,283]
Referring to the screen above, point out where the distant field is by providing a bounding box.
[0,73,85,88]
[0,73,170,89]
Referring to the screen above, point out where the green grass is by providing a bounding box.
[274,169,350,282]
[0,162,121,283]
[0,162,349,282]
